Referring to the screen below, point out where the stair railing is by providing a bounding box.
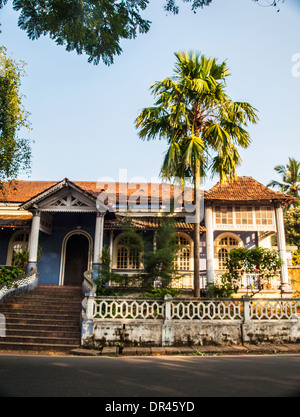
[0,267,38,303]
[81,270,97,322]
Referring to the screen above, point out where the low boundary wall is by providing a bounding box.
[81,296,300,348]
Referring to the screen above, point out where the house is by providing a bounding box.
[0,176,295,296]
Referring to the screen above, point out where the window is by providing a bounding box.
[219,237,239,246]
[173,235,191,271]
[218,248,228,270]
[115,234,141,270]
[255,206,273,225]
[235,206,253,225]
[215,206,233,225]
[216,234,241,270]
[7,231,29,266]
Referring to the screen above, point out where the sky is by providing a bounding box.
[0,0,300,190]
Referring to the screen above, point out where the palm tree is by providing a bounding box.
[268,157,300,205]
[135,51,258,297]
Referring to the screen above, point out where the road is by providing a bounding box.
[0,354,299,398]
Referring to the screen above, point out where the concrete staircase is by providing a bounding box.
[0,285,83,353]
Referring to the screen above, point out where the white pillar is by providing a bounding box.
[205,203,215,285]
[27,210,41,272]
[275,203,293,296]
[93,212,104,267]
[109,230,114,272]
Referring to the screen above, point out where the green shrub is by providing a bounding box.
[142,285,181,298]
[0,266,24,287]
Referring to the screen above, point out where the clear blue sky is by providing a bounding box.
[1,0,300,190]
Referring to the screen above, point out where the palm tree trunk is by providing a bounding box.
[193,162,201,298]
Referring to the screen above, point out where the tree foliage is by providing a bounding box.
[268,157,300,206]
[206,247,283,298]
[0,0,284,65]
[284,206,300,248]
[143,216,179,290]
[0,46,31,190]
[135,50,258,297]
[135,51,258,183]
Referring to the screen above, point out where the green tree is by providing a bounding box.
[267,157,300,206]
[0,46,31,191]
[207,247,283,298]
[143,216,179,289]
[284,206,300,248]
[135,50,258,297]
[0,1,284,66]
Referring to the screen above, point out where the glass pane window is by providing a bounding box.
[117,246,128,269]
[255,206,273,225]
[116,235,141,270]
[215,206,233,225]
[174,235,191,271]
[218,248,228,270]
[10,232,29,266]
[217,235,240,270]
[235,206,253,225]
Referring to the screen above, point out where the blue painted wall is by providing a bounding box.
[1,217,259,284]
[37,213,96,285]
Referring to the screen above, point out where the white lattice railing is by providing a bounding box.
[84,296,300,322]
[249,299,300,321]
[93,298,165,320]
[170,299,243,320]
[0,267,38,302]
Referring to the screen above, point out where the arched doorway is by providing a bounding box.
[62,232,91,286]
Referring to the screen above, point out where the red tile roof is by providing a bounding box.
[0,176,293,206]
[204,176,295,205]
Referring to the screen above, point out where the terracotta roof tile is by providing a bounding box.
[104,216,205,231]
[205,176,295,205]
[0,176,293,206]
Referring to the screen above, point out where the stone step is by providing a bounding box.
[2,312,81,322]
[1,304,81,314]
[0,284,83,353]
[5,322,80,332]
[0,341,79,352]
[1,335,80,345]
[6,328,81,339]
[4,317,81,326]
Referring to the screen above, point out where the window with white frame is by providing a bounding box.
[173,235,191,271]
[255,206,273,225]
[215,206,233,225]
[216,234,240,270]
[235,206,253,225]
[116,235,141,270]
[7,230,29,266]
[218,248,229,270]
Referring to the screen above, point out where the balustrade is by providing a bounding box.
[86,296,300,322]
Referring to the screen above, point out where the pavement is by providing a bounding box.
[70,343,300,356]
[1,343,300,357]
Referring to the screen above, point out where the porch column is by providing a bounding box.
[275,203,293,297]
[93,212,104,278]
[27,210,41,273]
[205,203,215,285]
[109,230,114,272]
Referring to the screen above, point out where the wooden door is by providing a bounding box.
[64,234,89,286]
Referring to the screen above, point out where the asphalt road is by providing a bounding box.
[0,354,299,398]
